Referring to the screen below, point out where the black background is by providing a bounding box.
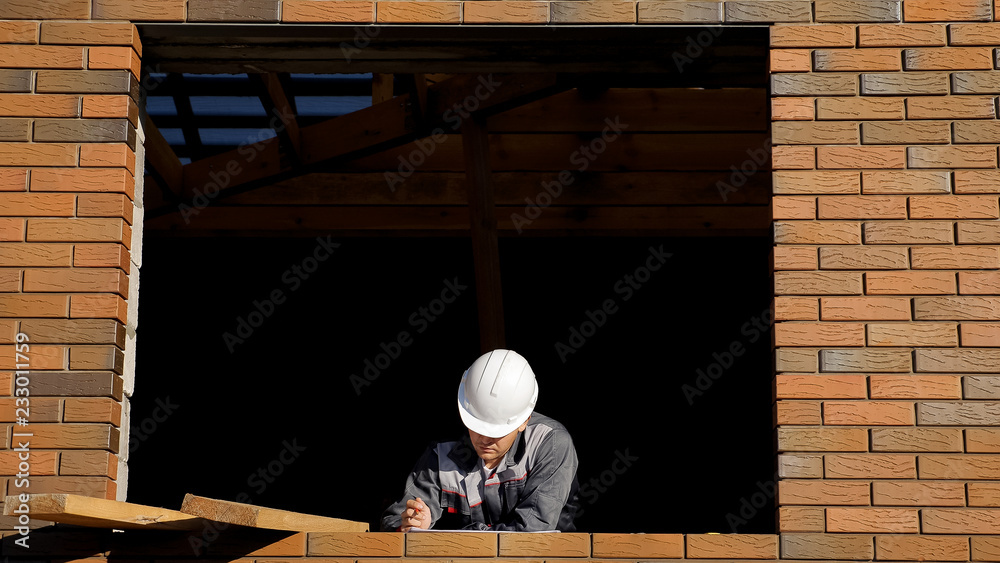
[129,234,774,533]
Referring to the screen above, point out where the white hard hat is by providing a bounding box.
[457,349,538,438]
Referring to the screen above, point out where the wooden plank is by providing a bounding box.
[372,73,394,104]
[222,171,770,207]
[2,493,206,530]
[143,118,184,198]
[249,72,301,161]
[462,113,505,352]
[143,205,770,236]
[179,494,368,532]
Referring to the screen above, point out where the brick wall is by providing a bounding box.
[1,0,999,558]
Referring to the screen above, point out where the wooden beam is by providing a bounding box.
[3,494,206,530]
[179,494,368,532]
[249,72,302,162]
[400,73,428,132]
[372,73,394,105]
[462,113,505,352]
[168,74,204,162]
[143,118,184,198]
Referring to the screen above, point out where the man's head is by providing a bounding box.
[457,349,538,463]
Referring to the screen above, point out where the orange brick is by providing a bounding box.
[82,95,138,125]
[60,450,118,478]
[862,170,950,194]
[911,246,1000,269]
[686,535,777,559]
[910,195,999,219]
[920,454,1000,478]
[0,294,67,317]
[64,397,122,425]
[817,146,906,169]
[0,193,75,216]
[773,170,860,194]
[772,97,814,120]
[958,271,1000,294]
[92,0,185,21]
[905,46,994,69]
[904,0,992,21]
[816,97,905,120]
[823,400,915,425]
[923,509,1000,534]
[872,427,964,451]
[818,195,907,219]
[27,218,130,246]
[308,532,404,556]
[0,343,66,369]
[866,271,956,294]
[779,453,824,478]
[858,23,947,46]
[814,48,902,71]
[772,146,815,169]
[876,535,969,560]
[968,482,1000,506]
[499,533,590,557]
[949,22,1000,45]
[775,322,865,346]
[772,49,812,72]
[69,293,127,323]
[23,268,127,296]
[776,400,823,424]
[0,168,27,191]
[549,2,635,23]
[972,536,1000,560]
[0,45,82,69]
[592,534,683,558]
[776,374,868,400]
[775,297,820,320]
[0,143,77,167]
[774,247,819,270]
[777,427,869,452]
[79,145,136,177]
[819,246,909,269]
[958,221,1000,244]
[463,1,548,24]
[0,242,72,266]
[40,22,141,56]
[827,507,919,533]
[775,221,860,244]
[868,322,958,346]
[826,453,916,478]
[87,46,140,79]
[773,196,816,219]
[774,121,860,145]
[78,194,133,223]
[873,481,966,506]
[405,532,496,556]
[863,221,953,244]
[281,1,375,22]
[0,22,37,44]
[74,243,130,271]
[779,479,870,505]
[914,296,1000,320]
[907,96,996,119]
[778,507,826,532]
[377,2,462,23]
[770,24,855,47]
[962,322,1000,346]
[0,451,57,475]
[967,428,1000,452]
[870,375,962,398]
[908,145,998,168]
[1,218,26,241]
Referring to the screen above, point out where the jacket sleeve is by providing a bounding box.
[491,429,578,531]
[380,444,445,531]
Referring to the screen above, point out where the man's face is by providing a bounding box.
[468,419,529,466]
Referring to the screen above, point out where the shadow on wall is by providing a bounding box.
[129,235,773,533]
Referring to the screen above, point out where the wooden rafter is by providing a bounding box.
[143,117,184,199]
[167,74,203,161]
[249,72,302,163]
[180,494,368,532]
[372,73,394,104]
[3,494,206,530]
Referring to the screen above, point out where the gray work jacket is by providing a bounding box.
[380,413,580,531]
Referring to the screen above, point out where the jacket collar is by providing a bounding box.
[448,428,527,472]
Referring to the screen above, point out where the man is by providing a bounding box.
[380,349,580,531]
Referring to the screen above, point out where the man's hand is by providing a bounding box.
[399,497,431,532]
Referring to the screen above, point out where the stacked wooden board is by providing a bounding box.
[2,493,369,532]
